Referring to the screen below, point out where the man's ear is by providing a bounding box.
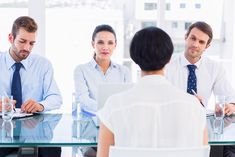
[8,33,14,44]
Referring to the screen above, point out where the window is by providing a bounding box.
[0,0,28,7]
[172,22,178,29]
[179,3,186,8]
[173,43,184,54]
[144,2,157,10]
[166,3,171,11]
[184,22,192,30]
[141,21,156,28]
[195,3,201,9]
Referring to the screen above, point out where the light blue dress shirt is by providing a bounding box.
[74,58,132,111]
[0,51,62,111]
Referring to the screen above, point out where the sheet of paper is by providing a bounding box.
[0,108,33,119]
[206,109,214,117]
[13,108,33,118]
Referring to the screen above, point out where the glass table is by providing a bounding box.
[0,112,98,147]
[1,111,234,157]
[207,115,235,145]
[2,113,235,146]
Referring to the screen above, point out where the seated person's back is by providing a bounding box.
[97,26,207,157]
[98,75,205,147]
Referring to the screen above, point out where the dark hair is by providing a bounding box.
[185,21,213,45]
[92,24,116,42]
[11,16,38,39]
[130,26,173,71]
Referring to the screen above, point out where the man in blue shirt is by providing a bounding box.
[0,16,62,157]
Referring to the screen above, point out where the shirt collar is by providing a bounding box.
[6,51,29,70]
[180,53,202,69]
[89,58,117,69]
[139,75,169,85]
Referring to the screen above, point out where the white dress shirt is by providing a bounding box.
[98,75,206,147]
[165,54,235,107]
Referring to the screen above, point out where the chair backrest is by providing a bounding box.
[109,145,210,157]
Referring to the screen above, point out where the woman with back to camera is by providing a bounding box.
[74,24,131,112]
[97,26,208,157]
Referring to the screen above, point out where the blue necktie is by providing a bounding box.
[187,64,197,95]
[11,62,22,108]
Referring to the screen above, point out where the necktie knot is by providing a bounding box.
[187,64,196,72]
[14,62,22,71]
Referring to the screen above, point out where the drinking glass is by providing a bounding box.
[214,95,225,120]
[213,119,224,134]
[1,96,14,121]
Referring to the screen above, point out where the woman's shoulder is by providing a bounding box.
[75,61,92,71]
[74,63,92,78]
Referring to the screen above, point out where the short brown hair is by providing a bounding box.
[11,16,38,38]
[185,21,213,45]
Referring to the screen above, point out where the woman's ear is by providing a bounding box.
[91,41,95,48]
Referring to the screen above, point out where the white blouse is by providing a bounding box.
[98,75,206,148]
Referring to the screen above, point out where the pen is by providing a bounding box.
[191,89,205,107]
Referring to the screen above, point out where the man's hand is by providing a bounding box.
[225,103,235,116]
[21,99,44,113]
[224,116,235,127]
[192,93,204,107]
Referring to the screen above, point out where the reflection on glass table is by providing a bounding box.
[207,115,235,145]
[0,113,98,147]
[72,113,98,144]
[0,114,62,144]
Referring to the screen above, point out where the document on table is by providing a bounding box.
[0,108,33,119]
[206,109,214,117]
[14,109,34,118]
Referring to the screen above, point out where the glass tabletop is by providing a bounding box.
[0,113,98,147]
[2,111,234,146]
[207,115,235,145]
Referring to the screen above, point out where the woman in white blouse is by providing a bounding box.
[97,26,208,157]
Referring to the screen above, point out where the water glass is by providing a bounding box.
[214,95,225,120]
[213,119,224,134]
[1,96,14,121]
